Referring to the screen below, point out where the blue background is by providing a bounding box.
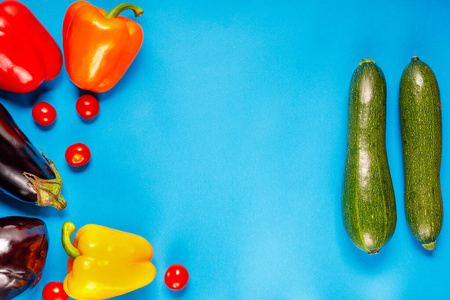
[1,0,450,299]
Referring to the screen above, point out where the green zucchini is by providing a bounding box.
[342,58,397,254]
[399,56,443,251]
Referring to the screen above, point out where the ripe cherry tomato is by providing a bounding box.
[76,95,100,119]
[32,102,56,126]
[65,143,91,167]
[165,264,189,290]
[42,281,68,300]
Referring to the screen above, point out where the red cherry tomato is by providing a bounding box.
[76,95,100,119]
[65,143,91,167]
[32,102,56,126]
[165,264,189,290]
[42,281,68,300]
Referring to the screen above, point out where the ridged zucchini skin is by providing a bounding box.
[399,57,443,251]
[342,59,397,254]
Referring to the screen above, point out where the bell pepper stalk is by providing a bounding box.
[0,0,63,93]
[61,221,156,300]
[63,1,144,93]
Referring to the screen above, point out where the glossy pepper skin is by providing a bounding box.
[63,1,144,93]
[0,0,62,93]
[62,221,156,299]
[0,103,66,210]
[0,216,49,300]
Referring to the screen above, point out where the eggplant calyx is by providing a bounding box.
[23,154,66,210]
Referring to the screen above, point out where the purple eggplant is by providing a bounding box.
[0,103,66,210]
[0,216,49,299]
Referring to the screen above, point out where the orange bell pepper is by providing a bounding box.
[62,1,144,93]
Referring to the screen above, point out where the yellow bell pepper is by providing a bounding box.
[61,221,156,300]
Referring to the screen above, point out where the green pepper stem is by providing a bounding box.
[62,221,81,259]
[104,3,144,19]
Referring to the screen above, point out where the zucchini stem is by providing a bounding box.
[422,241,436,251]
[358,58,376,66]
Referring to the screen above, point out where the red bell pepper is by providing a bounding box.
[0,0,62,93]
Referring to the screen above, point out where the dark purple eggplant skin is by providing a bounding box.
[0,103,66,210]
[0,216,48,300]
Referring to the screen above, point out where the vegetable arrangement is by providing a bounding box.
[343,57,444,254]
[0,1,165,298]
[0,0,445,298]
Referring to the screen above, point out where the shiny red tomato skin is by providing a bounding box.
[65,143,91,167]
[42,281,68,300]
[76,95,100,119]
[32,102,56,126]
[165,264,189,290]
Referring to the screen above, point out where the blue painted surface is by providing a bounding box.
[1,0,450,299]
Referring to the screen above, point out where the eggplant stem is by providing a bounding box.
[23,152,66,210]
